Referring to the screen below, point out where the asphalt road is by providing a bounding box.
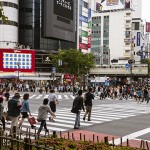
[8,91,150,145]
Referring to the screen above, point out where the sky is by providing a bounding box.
[142,0,150,22]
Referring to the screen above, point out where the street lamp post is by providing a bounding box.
[17,62,21,91]
[17,62,20,82]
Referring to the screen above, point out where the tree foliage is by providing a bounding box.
[0,2,8,22]
[51,49,95,78]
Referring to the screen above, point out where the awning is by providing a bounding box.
[19,76,56,80]
[0,72,35,78]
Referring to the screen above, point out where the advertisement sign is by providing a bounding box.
[0,49,35,72]
[54,0,73,20]
[146,22,150,32]
[82,31,88,37]
[136,32,140,46]
[79,16,88,23]
[88,36,91,48]
[79,43,88,50]
[95,0,131,12]
[42,0,75,42]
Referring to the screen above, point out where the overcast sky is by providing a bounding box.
[142,0,150,22]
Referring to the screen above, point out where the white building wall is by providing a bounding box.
[132,0,142,19]
[93,10,132,64]
[0,0,18,48]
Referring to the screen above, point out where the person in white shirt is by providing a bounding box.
[48,89,58,122]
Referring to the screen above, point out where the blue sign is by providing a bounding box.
[137,32,140,46]
[52,67,56,73]
[125,63,130,68]
[79,15,88,23]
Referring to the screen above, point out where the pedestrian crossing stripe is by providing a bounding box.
[5,101,150,137]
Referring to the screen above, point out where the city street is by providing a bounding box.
[6,91,150,146]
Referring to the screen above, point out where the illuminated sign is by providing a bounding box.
[95,0,131,12]
[54,0,73,20]
[0,49,35,72]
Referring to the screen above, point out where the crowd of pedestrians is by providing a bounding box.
[0,87,59,136]
[0,82,150,136]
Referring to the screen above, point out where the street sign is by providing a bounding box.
[136,51,143,56]
[52,67,56,73]
[125,63,130,68]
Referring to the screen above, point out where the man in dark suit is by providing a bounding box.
[72,90,85,129]
[83,87,94,121]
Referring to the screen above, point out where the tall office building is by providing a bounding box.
[19,0,77,73]
[0,0,78,78]
[78,0,92,53]
[0,0,19,48]
[90,0,147,65]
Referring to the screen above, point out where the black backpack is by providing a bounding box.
[71,97,80,114]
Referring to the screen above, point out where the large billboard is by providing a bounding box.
[96,0,131,12]
[54,0,73,20]
[0,49,35,73]
[42,0,75,42]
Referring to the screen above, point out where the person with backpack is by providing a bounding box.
[8,93,21,135]
[71,90,85,129]
[83,87,94,121]
[37,98,55,135]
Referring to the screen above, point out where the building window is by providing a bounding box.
[83,2,88,8]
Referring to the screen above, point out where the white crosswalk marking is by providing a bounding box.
[5,101,150,137]
[35,94,43,99]
[64,95,69,99]
[44,95,49,98]
[58,95,62,99]
[30,95,36,99]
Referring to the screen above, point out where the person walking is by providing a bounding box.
[72,90,85,129]
[0,97,5,131]
[48,89,58,122]
[83,87,94,121]
[37,98,55,135]
[8,93,21,135]
[18,93,35,129]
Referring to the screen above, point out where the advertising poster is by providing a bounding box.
[0,49,35,73]
[95,0,131,12]
[146,22,150,32]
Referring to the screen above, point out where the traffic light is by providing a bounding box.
[128,59,135,64]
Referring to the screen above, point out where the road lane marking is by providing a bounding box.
[109,127,150,145]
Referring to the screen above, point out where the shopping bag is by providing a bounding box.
[28,116,36,125]
[3,112,11,121]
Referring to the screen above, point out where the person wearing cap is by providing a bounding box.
[8,93,21,135]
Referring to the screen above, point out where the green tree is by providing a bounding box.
[0,2,8,22]
[141,58,150,75]
[51,48,95,83]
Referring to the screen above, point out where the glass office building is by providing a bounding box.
[19,0,77,72]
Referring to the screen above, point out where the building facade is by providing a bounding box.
[0,0,18,48]
[90,0,146,66]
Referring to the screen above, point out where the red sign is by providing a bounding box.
[64,74,76,80]
[146,22,150,32]
[88,35,91,48]
[79,43,88,50]
[0,49,35,72]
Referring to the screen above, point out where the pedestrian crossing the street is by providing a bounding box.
[5,101,150,136]
[9,93,125,101]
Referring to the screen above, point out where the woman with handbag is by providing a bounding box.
[18,93,35,129]
[37,98,55,135]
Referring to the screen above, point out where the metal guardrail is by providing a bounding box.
[0,126,150,150]
[90,66,148,75]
